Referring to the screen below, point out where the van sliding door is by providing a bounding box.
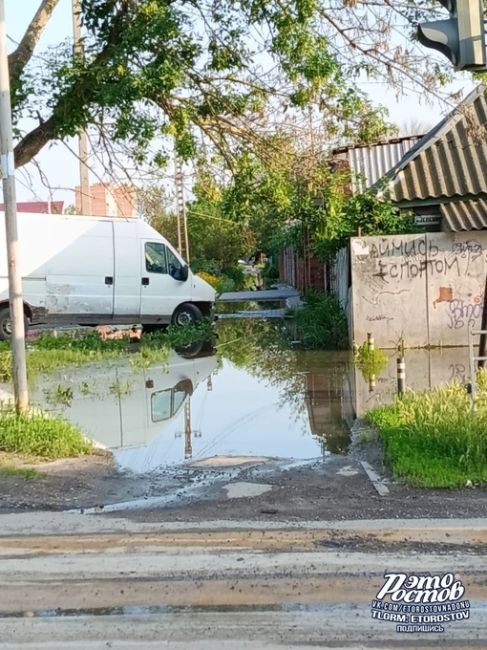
[44,219,114,318]
[113,220,141,317]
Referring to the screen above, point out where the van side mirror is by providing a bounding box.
[171,264,188,282]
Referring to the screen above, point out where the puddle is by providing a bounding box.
[2,320,474,475]
[21,321,351,473]
[223,482,273,499]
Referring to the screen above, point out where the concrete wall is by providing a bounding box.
[352,347,470,417]
[350,232,487,348]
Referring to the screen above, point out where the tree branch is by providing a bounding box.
[14,2,132,168]
[8,0,61,86]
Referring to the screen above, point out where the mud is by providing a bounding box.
[0,447,486,522]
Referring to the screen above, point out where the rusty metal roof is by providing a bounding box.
[332,136,422,193]
[440,198,487,231]
[382,85,487,202]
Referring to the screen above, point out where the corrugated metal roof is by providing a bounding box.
[440,198,487,231]
[333,136,422,193]
[382,85,487,202]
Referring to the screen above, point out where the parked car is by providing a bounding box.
[0,212,216,339]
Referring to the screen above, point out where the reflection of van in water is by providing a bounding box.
[0,213,216,339]
[40,350,217,451]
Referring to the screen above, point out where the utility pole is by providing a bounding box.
[72,0,91,213]
[0,0,28,411]
[184,400,192,459]
[174,154,190,263]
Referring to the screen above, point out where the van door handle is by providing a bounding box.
[105,276,113,285]
[142,277,149,286]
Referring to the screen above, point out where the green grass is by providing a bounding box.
[0,408,93,460]
[0,465,44,480]
[354,344,387,378]
[0,321,214,383]
[366,379,487,488]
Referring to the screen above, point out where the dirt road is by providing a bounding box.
[0,514,485,648]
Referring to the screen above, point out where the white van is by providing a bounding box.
[0,212,216,339]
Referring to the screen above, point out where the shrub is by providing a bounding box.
[367,380,487,487]
[293,291,349,350]
[197,271,222,290]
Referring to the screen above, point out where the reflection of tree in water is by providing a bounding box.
[215,320,307,415]
[297,351,352,454]
[215,320,352,453]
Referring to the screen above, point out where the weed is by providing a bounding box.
[354,344,387,378]
[291,291,349,350]
[43,384,74,406]
[367,379,487,487]
[79,381,92,395]
[0,321,215,383]
[129,346,170,369]
[0,465,43,480]
[0,349,12,382]
[108,381,133,397]
[357,429,377,444]
[0,407,92,459]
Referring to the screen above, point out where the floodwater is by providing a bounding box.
[18,320,474,473]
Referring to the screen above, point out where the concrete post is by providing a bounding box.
[0,0,28,411]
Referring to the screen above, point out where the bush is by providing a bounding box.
[223,265,246,290]
[196,271,222,289]
[367,379,487,487]
[293,291,349,350]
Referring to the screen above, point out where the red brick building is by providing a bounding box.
[0,201,64,213]
[75,183,137,217]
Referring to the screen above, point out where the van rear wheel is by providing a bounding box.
[0,307,29,341]
[172,303,202,326]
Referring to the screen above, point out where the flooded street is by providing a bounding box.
[19,320,473,474]
[2,323,487,650]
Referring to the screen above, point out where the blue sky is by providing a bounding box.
[7,1,476,205]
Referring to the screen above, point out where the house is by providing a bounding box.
[338,84,487,348]
[74,183,137,217]
[0,201,64,213]
[377,84,487,232]
[278,135,422,293]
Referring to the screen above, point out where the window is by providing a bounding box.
[145,242,167,274]
[166,247,183,277]
[151,381,192,422]
[151,390,172,422]
[172,387,187,415]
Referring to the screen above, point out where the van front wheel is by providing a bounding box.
[172,303,202,326]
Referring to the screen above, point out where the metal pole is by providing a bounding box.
[468,327,476,410]
[397,356,406,395]
[174,155,183,255]
[478,272,487,369]
[72,0,91,214]
[175,155,190,263]
[0,0,28,411]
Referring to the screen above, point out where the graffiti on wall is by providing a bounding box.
[370,238,483,283]
[351,233,487,348]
